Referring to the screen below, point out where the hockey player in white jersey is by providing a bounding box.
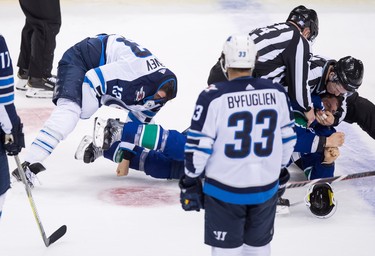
[12,33,177,187]
[179,35,296,256]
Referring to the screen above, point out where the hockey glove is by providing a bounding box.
[3,122,25,156]
[277,168,290,198]
[179,175,204,211]
[115,142,137,163]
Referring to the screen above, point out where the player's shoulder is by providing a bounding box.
[203,77,285,96]
[251,77,286,93]
[311,55,335,64]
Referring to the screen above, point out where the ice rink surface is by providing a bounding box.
[1,1,375,255]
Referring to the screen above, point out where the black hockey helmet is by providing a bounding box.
[287,5,319,42]
[305,183,337,218]
[334,56,364,92]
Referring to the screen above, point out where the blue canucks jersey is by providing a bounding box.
[185,77,296,205]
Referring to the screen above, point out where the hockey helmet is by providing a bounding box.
[334,56,364,92]
[222,34,258,71]
[304,183,337,218]
[287,5,319,42]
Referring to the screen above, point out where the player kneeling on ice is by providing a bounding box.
[11,33,177,188]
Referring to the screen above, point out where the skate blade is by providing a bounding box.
[75,135,93,160]
[25,88,53,98]
[93,117,107,148]
[276,205,290,215]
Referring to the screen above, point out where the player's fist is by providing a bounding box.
[323,147,340,164]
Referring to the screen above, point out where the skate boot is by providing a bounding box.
[75,135,104,163]
[75,135,93,160]
[276,197,290,215]
[25,75,57,98]
[12,161,45,188]
[84,143,103,163]
[93,117,124,150]
[15,68,29,91]
[277,197,290,207]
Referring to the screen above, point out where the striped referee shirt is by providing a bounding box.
[250,21,312,111]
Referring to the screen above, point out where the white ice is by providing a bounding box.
[1,1,375,255]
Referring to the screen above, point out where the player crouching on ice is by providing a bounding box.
[11,33,177,187]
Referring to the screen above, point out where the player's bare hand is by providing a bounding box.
[316,110,335,126]
[325,132,345,148]
[323,147,340,164]
[116,159,130,176]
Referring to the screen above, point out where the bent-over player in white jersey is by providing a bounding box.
[179,35,296,256]
[12,34,177,187]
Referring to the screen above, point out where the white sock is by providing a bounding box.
[243,243,270,256]
[212,246,242,256]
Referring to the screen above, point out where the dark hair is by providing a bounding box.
[159,79,177,100]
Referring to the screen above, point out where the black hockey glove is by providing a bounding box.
[179,175,204,212]
[277,167,290,198]
[3,122,25,156]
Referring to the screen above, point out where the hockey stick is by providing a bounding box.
[14,155,67,247]
[286,170,375,189]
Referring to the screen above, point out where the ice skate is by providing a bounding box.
[25,76,56,98]
[75,135,103,163]
[15,68,29,91]
[75,135,93,160]
[276,197,290,215]
[93,117,124,150]
[11,161,45,188]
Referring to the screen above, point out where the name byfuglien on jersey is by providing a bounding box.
[227,92,276,108]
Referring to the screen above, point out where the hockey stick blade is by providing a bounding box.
[286,170,375,189]
[14,155,67,247]
[46,225,67,247]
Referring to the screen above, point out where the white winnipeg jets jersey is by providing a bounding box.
[185,76,296,205]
